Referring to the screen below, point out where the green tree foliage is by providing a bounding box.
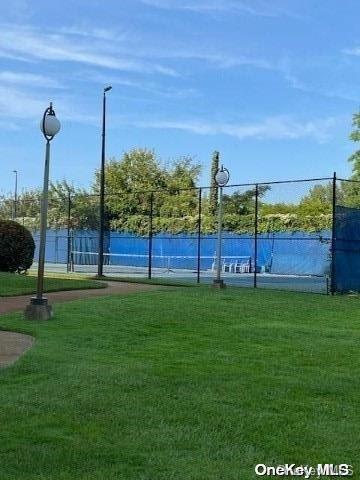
[0,181,99,231]
[298,183,333,216]
[161,157,201,217]
[0,196,16,221]
[348,112,360,179]
[342,180,360,208]
[5,139,358,236]
[0,189,41,228]
[95,148,201,235]
[223,185,270,215]
[257,184,333,233]
[48,180,100,230]
[341,112,360,207]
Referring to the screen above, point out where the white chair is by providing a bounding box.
[222,259,232,272]
[234,259,250,273]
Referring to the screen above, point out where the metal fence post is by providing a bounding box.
[67,192,72,273]
[148,192,154,279]
[330,171,337,295]
[197,188,202,283]
[254,184,259,288]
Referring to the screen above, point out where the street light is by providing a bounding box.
[97,85,112,277]
[25,102,60,320]
[212,165,230,289]
[12,170,18,220]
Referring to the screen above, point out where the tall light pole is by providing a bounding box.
[97,85,112,277]
[212,165,230,289]
[25,103,61,320]
[12,170,18,220]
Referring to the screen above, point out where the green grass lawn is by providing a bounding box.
[0,287,359,479]
[0,272,105,296]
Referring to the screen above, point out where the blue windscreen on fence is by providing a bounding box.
[33,230,69,264]
[264,232,331,276]
[32,229,332,276]
[334,205,360,292]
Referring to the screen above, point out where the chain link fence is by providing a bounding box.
[2,173,360,294]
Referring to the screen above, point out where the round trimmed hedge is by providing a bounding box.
[0,220,35,273]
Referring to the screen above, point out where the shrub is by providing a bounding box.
[0,220,35,273]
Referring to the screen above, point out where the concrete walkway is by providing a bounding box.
[0,331,34,368]
[0,281,159,315]
[0,281,161,367]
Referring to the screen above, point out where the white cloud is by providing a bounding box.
[0,119,20,131]
[0,24,177,76]
[151,49,273,70]
[139,0,280,17]
[59,26,127,42]
[278,58,360,103]
[343,46,360,56]
[81,71,198,99]
[0,84,98,127]
[0,71,64,89]
[120,115,339,143]
[0,85,45,120]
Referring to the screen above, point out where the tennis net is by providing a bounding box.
[70,251,251,274]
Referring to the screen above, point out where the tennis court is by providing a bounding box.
[33,258,329,294]
[10,175,360,295]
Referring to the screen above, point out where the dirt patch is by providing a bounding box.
[0,331,34,367]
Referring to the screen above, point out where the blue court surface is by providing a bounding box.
[34,263,329,294]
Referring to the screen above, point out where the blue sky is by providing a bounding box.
[1,0,360,196]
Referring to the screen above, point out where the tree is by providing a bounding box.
[1,188,42,230]
[342,180,360,208]
[160,157,201,218]
[298,183,334,216]
[48,180,100,230]
[348,111,360,179]
[93,148,201,234]
[95,149,165,218]
[1,181,99,231]
[223,185,270,215]
[342,112,360,207]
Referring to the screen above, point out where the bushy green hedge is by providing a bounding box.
[110,212,332,235]
[0,220,35,273]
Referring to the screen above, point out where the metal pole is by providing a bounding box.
[36,141,51,300]
[71,230,75,272]
[254,183,259,288]
[25,102,60,320]
[330,171,337,295]
[67,191,71,273]
[98,91,106,277]
[197,188,202,283]
[148,192,153,279]
[215,186,223,283]
[13,170,18,220]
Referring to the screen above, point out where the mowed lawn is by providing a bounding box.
[0,287,359,479]
[0,272,104,296]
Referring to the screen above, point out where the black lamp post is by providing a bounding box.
[25,102,61,320]
[97,85,112,277]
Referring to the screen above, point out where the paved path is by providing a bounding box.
[0,281,161,367]
[0,331,34,368]
[0,281,159,315]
